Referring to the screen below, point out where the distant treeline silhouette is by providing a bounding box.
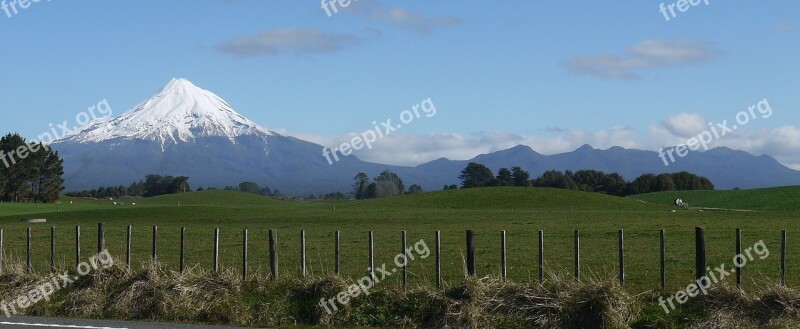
[457,162,714,196]
[65,174,190,198]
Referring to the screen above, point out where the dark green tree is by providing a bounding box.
[494,168,512,186]
[0,133,64,202]
[459,162,494,188]
[353,173,369,200]
[365,183,377,199]
[239,181,261,194]
[510,166,530,187]
[406,184,423,194]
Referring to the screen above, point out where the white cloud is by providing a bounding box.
[661,112,707,138]
[275,126,641,166]
[217,28,359,57]
[565,40,718,79]
[274,112,800,171]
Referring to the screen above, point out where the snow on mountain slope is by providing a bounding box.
[56,78,272,148]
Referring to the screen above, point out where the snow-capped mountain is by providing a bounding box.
[57,78,271,148]
[51,78,389,193]
[51,79,800,194]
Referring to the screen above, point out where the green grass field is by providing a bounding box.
[631,186,800,212]
[0,186,798,296]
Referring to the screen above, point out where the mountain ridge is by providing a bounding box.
[50,78,800,194]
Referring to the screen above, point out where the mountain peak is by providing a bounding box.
[56,78,272,147]
[162,77,198,93]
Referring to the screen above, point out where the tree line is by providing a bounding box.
[352,170,423,200]
[457,162,714,196]
[65,174,191,198]
[0,133,64,202]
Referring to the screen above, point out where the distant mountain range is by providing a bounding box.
[51,78,800,195]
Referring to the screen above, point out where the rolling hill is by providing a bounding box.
[631,185,800,212]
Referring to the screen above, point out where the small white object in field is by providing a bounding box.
[671,210,676,213]
[132,203,136,206]
[699,209,704,212]
[113,202,117,205]
[70,201,73,204]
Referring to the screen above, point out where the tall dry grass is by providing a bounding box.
[0,260,799,328]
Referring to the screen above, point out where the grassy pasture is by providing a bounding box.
[0,187,797,295]
[632,186,800,212]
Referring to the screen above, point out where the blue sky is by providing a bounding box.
[2,0,799,167]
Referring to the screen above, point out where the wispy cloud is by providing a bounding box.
[773,21,796,32]
[217,28,359,57]
[565,40,718,79]
[276,111,800,170]
[343,0,462,34]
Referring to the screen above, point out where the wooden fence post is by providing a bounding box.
[435,231,442,288]
[300,231,306,277]
[618,229,624,285]
[97,223,105,254]
[500,230,507,279]
[695,227,706,281]
[26,227,31,273]
[335,231,340,276]
[0,229,3,275]
[574,230,580,281]
[152,226,158,261]
[75,225,80,267]
[369,231,375,281]
[126,225,131,267]
[214,228,220,273]
[401,230,407,289]
[50,226,55,272]
[781,229,787,287]
[243,229,248,281]
[180,227,186,273]
[269,229,278,280]
[538,230,544,283]
[660,229,666,290]
[736,228,742,289]
[466,230,476,277]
